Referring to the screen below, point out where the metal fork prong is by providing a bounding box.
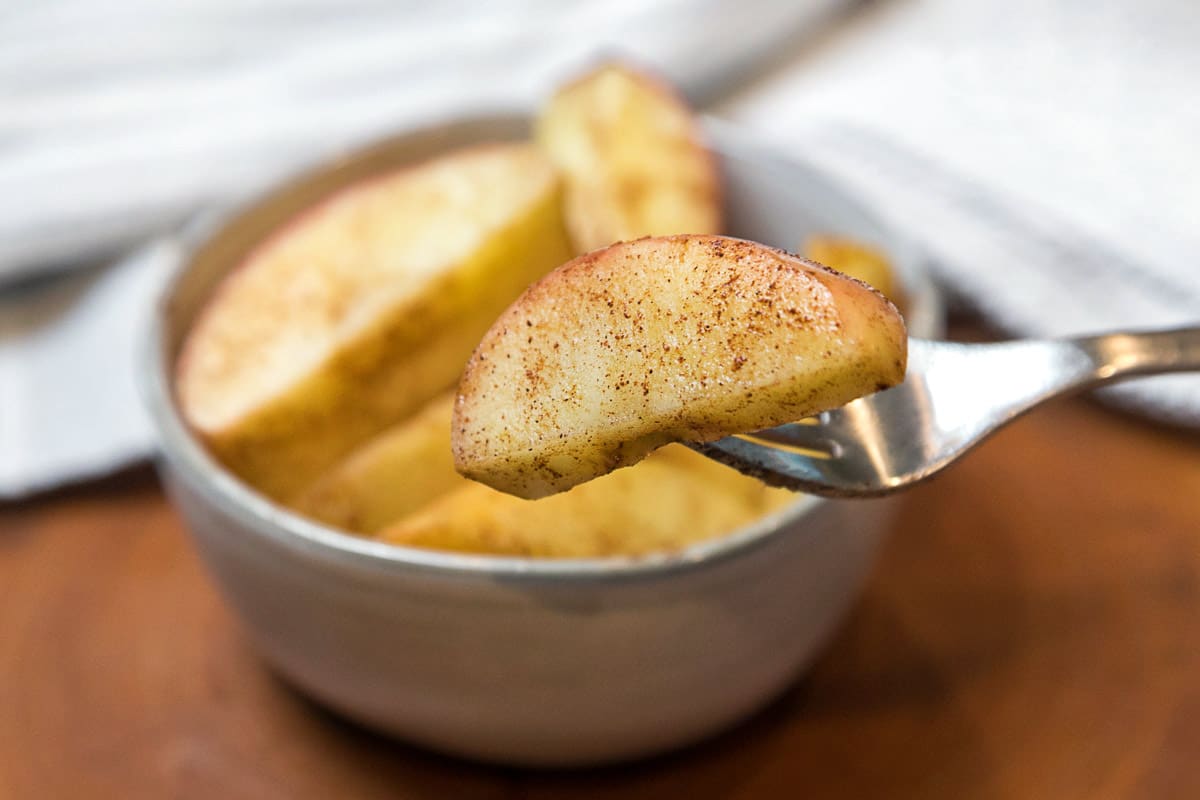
[745,416,837,454]
[688,437,841,494]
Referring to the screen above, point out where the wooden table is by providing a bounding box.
[3,363,1199,798]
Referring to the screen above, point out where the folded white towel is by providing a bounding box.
[1,0,1196,497]
[0,0,840,283]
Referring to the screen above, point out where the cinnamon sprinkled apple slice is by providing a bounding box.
[452,234,907,499]
[177,143,571,499]
[536,62,720,253]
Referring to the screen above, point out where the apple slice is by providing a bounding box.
[804,234,903,308]
[536,62,720,254]
[380,445,793,558]
[452,234,907,499]
[290,391,463,534]
[177,143,572,499]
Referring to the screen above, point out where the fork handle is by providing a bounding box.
[1074,325,1200,380]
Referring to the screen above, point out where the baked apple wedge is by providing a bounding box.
[291,391,463,534]
[804,234,903,307]
[177,143,572,499]
[452,235,907,499]
[536,62,720,253]
[382,445,793,558]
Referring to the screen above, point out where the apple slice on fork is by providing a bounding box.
[452,234,908,499]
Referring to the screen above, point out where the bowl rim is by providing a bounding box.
[142,111,943,582]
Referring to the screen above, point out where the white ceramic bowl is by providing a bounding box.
[142,114,943,767]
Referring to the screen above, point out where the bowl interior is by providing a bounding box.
[147,112,942,578]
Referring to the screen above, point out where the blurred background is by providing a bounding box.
[1,0,1197,498]
[3,2,1200,797]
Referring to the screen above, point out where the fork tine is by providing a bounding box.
[744,415,836,454]
[687,437,836,493]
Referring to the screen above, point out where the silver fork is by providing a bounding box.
[690,326,1200,497]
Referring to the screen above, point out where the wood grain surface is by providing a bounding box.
[3,385,1199,798]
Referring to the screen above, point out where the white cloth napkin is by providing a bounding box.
[2,0,1197,497]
